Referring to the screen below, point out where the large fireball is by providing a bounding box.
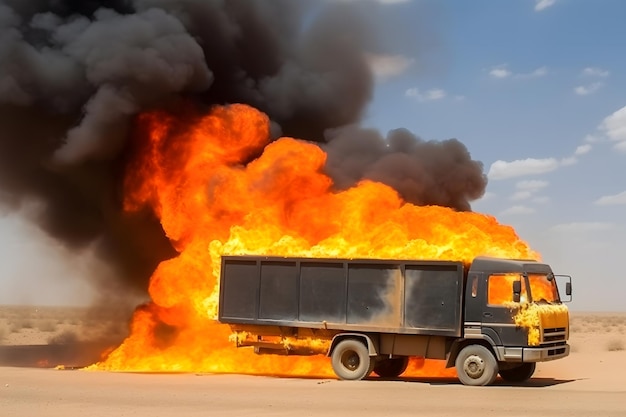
[94,104,537,376]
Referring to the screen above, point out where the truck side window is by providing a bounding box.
[471,276,478,298]
[487,274,526,305]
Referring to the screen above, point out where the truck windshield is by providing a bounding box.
[527,273,560,303]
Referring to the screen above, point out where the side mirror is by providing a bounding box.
[512,280,522,303]
[554,274,573,303]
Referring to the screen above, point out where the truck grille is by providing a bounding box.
[547,344,567,357]
[541,327,567,344]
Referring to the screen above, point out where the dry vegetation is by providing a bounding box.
[569,312,626,353]
[0,305,131,346]
[606,339,625,352]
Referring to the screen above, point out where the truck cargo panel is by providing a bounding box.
[218,256,463,337]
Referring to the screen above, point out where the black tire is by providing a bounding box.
[455,345,499,386]
[499,363,536,383]
[331,339,372,381]
[373,357,409,378]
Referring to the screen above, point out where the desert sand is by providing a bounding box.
[1,306,625,416]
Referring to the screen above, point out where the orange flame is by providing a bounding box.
[92,104,538,377]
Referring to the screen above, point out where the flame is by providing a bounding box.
[513,303,569,346]
[92,103,539,377]
[487,273,528,305]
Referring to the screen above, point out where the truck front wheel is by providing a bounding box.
[499,362,536,383]
[455,345,499,386]
[331,339,373,381]
[373,357,409,378]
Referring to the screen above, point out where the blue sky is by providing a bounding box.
[1,0,625,311]
[363,0,626,311]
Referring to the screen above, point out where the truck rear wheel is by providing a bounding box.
[499,362,536,383]
[331,339,372,381]
[373,357,409,378]
[455,345,498,386]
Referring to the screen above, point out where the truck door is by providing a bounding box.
[479,273,529,347]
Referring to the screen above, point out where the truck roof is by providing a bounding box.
[470,256,552,274]
[220,255,463,267]
[219,255,552,274]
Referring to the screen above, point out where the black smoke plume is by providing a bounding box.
[324,127,486,211]
[0,0,486,299]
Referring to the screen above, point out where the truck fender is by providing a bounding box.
[445,335,501,368]
[479,327,503,348]
[327,333,379,357]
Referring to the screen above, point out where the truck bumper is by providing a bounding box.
[523,344,569,362]
[497,343,569,362]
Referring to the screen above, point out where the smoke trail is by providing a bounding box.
[0,0,486,298]
[324,126,487,211]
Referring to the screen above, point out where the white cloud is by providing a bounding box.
[535,0,557,11]
[405,87,446,102]
[532,196,550,204]
[594,191,626,206]
[599,105,626,151]
[489,144,591,182]
[574,82,603,96]
[574,144,592,155]
[489,64,548,80]
[615,141,626,152]
[366,53,414,80]
[516,179,549,191]
[511,179,548,201]
[551,222,614,232]
[584,134,601,143]
[518,66,548,79]
[501,205,536,215]
[582,67,610,77]
[489,65,511,79]
[510,191,533,201]
[488,158,559,180]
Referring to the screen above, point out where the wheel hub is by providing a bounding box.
[343,353,359,371]
[463,354,485,379]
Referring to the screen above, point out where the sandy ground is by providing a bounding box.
[1,307,625,416]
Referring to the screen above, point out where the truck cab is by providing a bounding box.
[457,257,570,384]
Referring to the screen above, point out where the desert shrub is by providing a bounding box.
[569,324,582,333]
[606,339,625,352]
[36,320,59,332]
[10,319,34,332]
[0,325,6,343]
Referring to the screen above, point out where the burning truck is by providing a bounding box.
[78,104,570,379]
[219,255,571,386]
[1,2,571,381]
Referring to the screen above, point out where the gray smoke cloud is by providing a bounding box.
[1,5,212,163]
[0,0,487,301]
[324,127,487,211]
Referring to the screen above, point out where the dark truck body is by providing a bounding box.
[218,255,570,386]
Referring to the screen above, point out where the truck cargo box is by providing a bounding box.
[219,256,464,337]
